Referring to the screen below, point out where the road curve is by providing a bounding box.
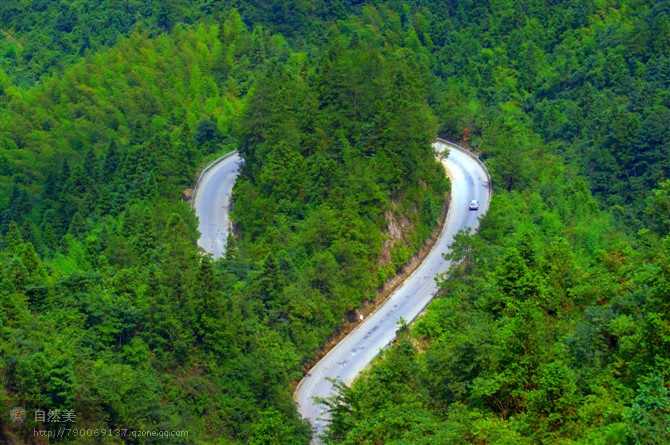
[192,142,491,441]
[294,141,491,441]
[193,152,243,259]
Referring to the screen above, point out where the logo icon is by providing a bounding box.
[9,407,26,425]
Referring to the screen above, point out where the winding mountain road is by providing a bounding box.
[193,141,491,441]
[194,152,243,259]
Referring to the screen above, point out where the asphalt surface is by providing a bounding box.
[193,152,243,259]
[294,142,491,441]
[193,142,491,442]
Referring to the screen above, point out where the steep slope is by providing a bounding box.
[295,142,491,438]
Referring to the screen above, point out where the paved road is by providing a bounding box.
[193,152,243,259]
[294,141,491,441]
[192,142,491,441]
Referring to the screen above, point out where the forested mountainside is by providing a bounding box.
[0,0,333,86]
[0,0,668,444]
[0,5,446,444]
[322,1,670,444]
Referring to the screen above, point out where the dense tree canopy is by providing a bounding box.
[1,0,668,443]
[0,5,447,443]
[323,1,670,443]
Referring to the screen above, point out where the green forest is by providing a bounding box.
[321,1,670,444]
[0,0,668,444]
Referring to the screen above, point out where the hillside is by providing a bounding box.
[1,1,668,444]
[0,6,446,444]
[323,1,670,443]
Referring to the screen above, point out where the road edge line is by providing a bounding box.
[190,150,238,209]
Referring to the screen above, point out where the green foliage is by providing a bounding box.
[232,21,447,357]
[426,0,668,229]
[327,146,670,442]
[0,5,447,443]
[0,1,234,85]
[0,13,314,443]
[1,1,668,443]
[324,2,670,443]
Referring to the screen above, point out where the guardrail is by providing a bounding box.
[190,150,239,209]
[436,137,492,193]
